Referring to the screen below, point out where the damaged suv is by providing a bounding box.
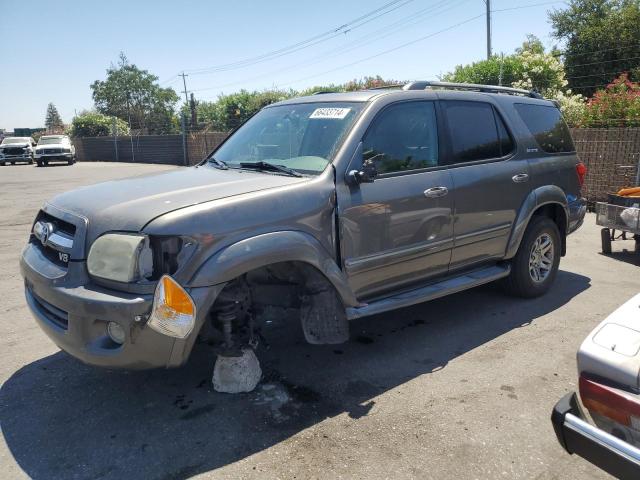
[20,81,587,375]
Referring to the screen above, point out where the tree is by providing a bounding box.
[68,111,130,137]
[442,35,586,125]
[91,53,179,134]
[549,0,640,97]
[45,103,64,133]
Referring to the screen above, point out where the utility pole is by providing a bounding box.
[485,0,492,59]
[180,72,189,105]
[190,92,197,128]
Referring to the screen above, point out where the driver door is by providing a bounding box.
[337,101,454,299]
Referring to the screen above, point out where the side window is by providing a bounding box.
[514,103,575,153]
[443,100,512,163]
[363,101,439,175]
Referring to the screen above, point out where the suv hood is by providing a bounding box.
[49,166,307,240]
[36,143,68,149]
[1,143,30,148]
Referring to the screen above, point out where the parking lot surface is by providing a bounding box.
[1,162,638,479]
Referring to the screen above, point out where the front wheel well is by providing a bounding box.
[531,204,567,256]
[201,261,346,345]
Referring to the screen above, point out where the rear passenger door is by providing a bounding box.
[339,100,454,299]
[441,100,530,271]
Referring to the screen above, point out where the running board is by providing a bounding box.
[346,264,511,320]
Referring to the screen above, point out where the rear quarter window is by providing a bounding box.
[514,103,575,154]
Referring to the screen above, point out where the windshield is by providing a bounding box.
[38,137,68,145]
[1,137,31,145]
[211,102,364,175]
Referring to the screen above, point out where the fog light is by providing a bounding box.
[107,321,126,344]
[147,275,196,339]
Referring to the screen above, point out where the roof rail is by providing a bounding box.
[402,81,544,99]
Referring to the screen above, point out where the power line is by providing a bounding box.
[552,42,640,58]
[492,1,566,13]
[183,0,415,76]
[276,13,486,88]
[191,0,468,94]
[566,55,640,69]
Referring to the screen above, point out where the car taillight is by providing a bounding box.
[579,375,640,428]
[576,162,587,187]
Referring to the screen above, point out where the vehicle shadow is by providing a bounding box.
[0,270,590,480]
[599,250,640,267]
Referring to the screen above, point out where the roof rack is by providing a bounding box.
[402,80,543,99]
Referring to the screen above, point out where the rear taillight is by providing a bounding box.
[579,375,640,428]
[576,162,587,187]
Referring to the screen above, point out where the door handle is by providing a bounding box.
[512,173,529,183]
[424,186,449,198]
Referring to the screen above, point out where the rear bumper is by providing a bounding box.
[552,392,640,480]
[568,197,587,234]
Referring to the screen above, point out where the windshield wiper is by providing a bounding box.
[208,156,228,169]
[239,161,303,177]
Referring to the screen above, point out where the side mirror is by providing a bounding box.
[348,159,377,184]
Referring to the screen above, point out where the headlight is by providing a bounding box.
[147,275,196,338]
[87,233,153,283]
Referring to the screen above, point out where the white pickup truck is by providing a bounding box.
[35,135,76,166]
[0,137,35,165]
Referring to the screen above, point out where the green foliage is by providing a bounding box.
[44,103,64,132]
[68,111,130,137]
[192,76,400,132]
[443,35,570,94]
[91,53,179,134]
[578,73,640,127]
[442,35,587,126]
[549,0,640,97]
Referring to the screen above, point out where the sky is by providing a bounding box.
[0,0,566,130]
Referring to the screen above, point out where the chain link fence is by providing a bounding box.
[570,127,640,204]
[74,126,640,203]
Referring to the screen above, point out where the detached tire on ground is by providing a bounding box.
[502,216,561,298]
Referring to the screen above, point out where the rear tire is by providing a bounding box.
[601,228,612,254]
[10,161,15,165]
[502,216,561,298]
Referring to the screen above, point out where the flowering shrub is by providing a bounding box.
[579,74,640,127]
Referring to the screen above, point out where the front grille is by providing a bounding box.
[29,289,69,330]
[37,210,76,237]
[4,147,25,155]
[41,148,63,154]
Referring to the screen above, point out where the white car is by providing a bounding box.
[553,293,640,479]
[0,137,35,165]
[35,135,76,166]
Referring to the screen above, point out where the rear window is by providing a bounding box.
[514,103,575,154]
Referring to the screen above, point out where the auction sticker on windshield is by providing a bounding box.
[309,107,352,120]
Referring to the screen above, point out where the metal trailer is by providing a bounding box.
[596,198,640,254]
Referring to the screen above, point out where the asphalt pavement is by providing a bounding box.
[1,162,638,479]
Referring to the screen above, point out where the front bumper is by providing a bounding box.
[35,153,73,161]
[1,154,32,162]
[552,392,640,480]
[568,197,587,234]
[20,241,223,369]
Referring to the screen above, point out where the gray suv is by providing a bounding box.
[20,81,587,371]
